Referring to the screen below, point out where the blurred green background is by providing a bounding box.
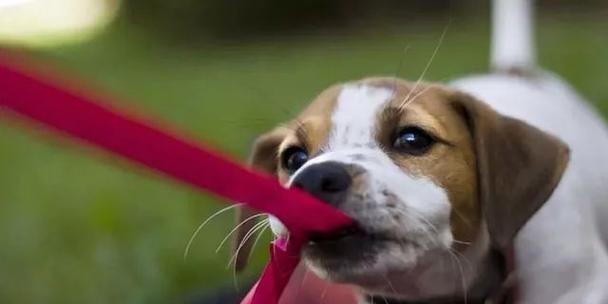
[0,1,606,303]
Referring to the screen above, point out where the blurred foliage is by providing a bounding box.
[120,0,455,40]
[120,0,607,41]
[0,4,607,304]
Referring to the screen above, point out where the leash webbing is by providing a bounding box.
[0,52,352,304]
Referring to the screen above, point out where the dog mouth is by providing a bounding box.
[307,223,398,245]
[302,223,402,281]
[303,223,398,266]
[308,224,365,244]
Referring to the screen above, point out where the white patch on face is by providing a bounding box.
[328,84,394,149]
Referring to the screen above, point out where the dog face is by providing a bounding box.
[274,80,479,283]
[235,77,569,299]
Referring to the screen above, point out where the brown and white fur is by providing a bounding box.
[233,0,608,303]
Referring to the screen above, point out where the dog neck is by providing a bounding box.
[363,249,513,304]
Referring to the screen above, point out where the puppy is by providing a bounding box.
[234,0,608,303]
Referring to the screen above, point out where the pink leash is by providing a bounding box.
[0,52,352,304]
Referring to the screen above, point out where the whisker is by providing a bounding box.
[238,222,270,292]
[453,209,475,229]
[227,219,270,268]
[320,282,330,304]
[228,219,270,292]
[451,249,473,273]
[246,221,270,261]
[404,205,473,247]
[284,231,291,245]
[447,249,468,304]
[406,208,439,235]
[391,207,474,302]
[183,203,242,260]
[381,273,398,295]
[392,43,412,97]
[277,104,302,119]
[401,83,441,107]
[294,268,312,302]
[399,24,450,111]
[292,118,314,149]
[215,213,268,253]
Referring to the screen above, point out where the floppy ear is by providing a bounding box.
[450,92,570,250]
[232,127,287,272]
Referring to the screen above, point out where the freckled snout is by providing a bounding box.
[291,161,352,207]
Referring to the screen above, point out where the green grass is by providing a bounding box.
[0,15,606,303]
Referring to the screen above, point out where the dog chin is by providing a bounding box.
[302,236,422,285]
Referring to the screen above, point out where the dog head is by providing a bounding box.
[233,77,569,300]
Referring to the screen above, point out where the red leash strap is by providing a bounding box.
[242,237,304,303]
[0,53,352,304]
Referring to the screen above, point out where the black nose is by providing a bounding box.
[291,161,352,207]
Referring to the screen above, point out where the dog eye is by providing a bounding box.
[393,127,435,155]
[281,146,309,173]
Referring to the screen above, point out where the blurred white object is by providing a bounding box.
[0,0,31,8]
[491,0,535,71]
[0,0,118,47]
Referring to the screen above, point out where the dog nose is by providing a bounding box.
[291,161,351,207]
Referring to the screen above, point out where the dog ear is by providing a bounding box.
[450,91,570,250]
[232,127,287,272]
